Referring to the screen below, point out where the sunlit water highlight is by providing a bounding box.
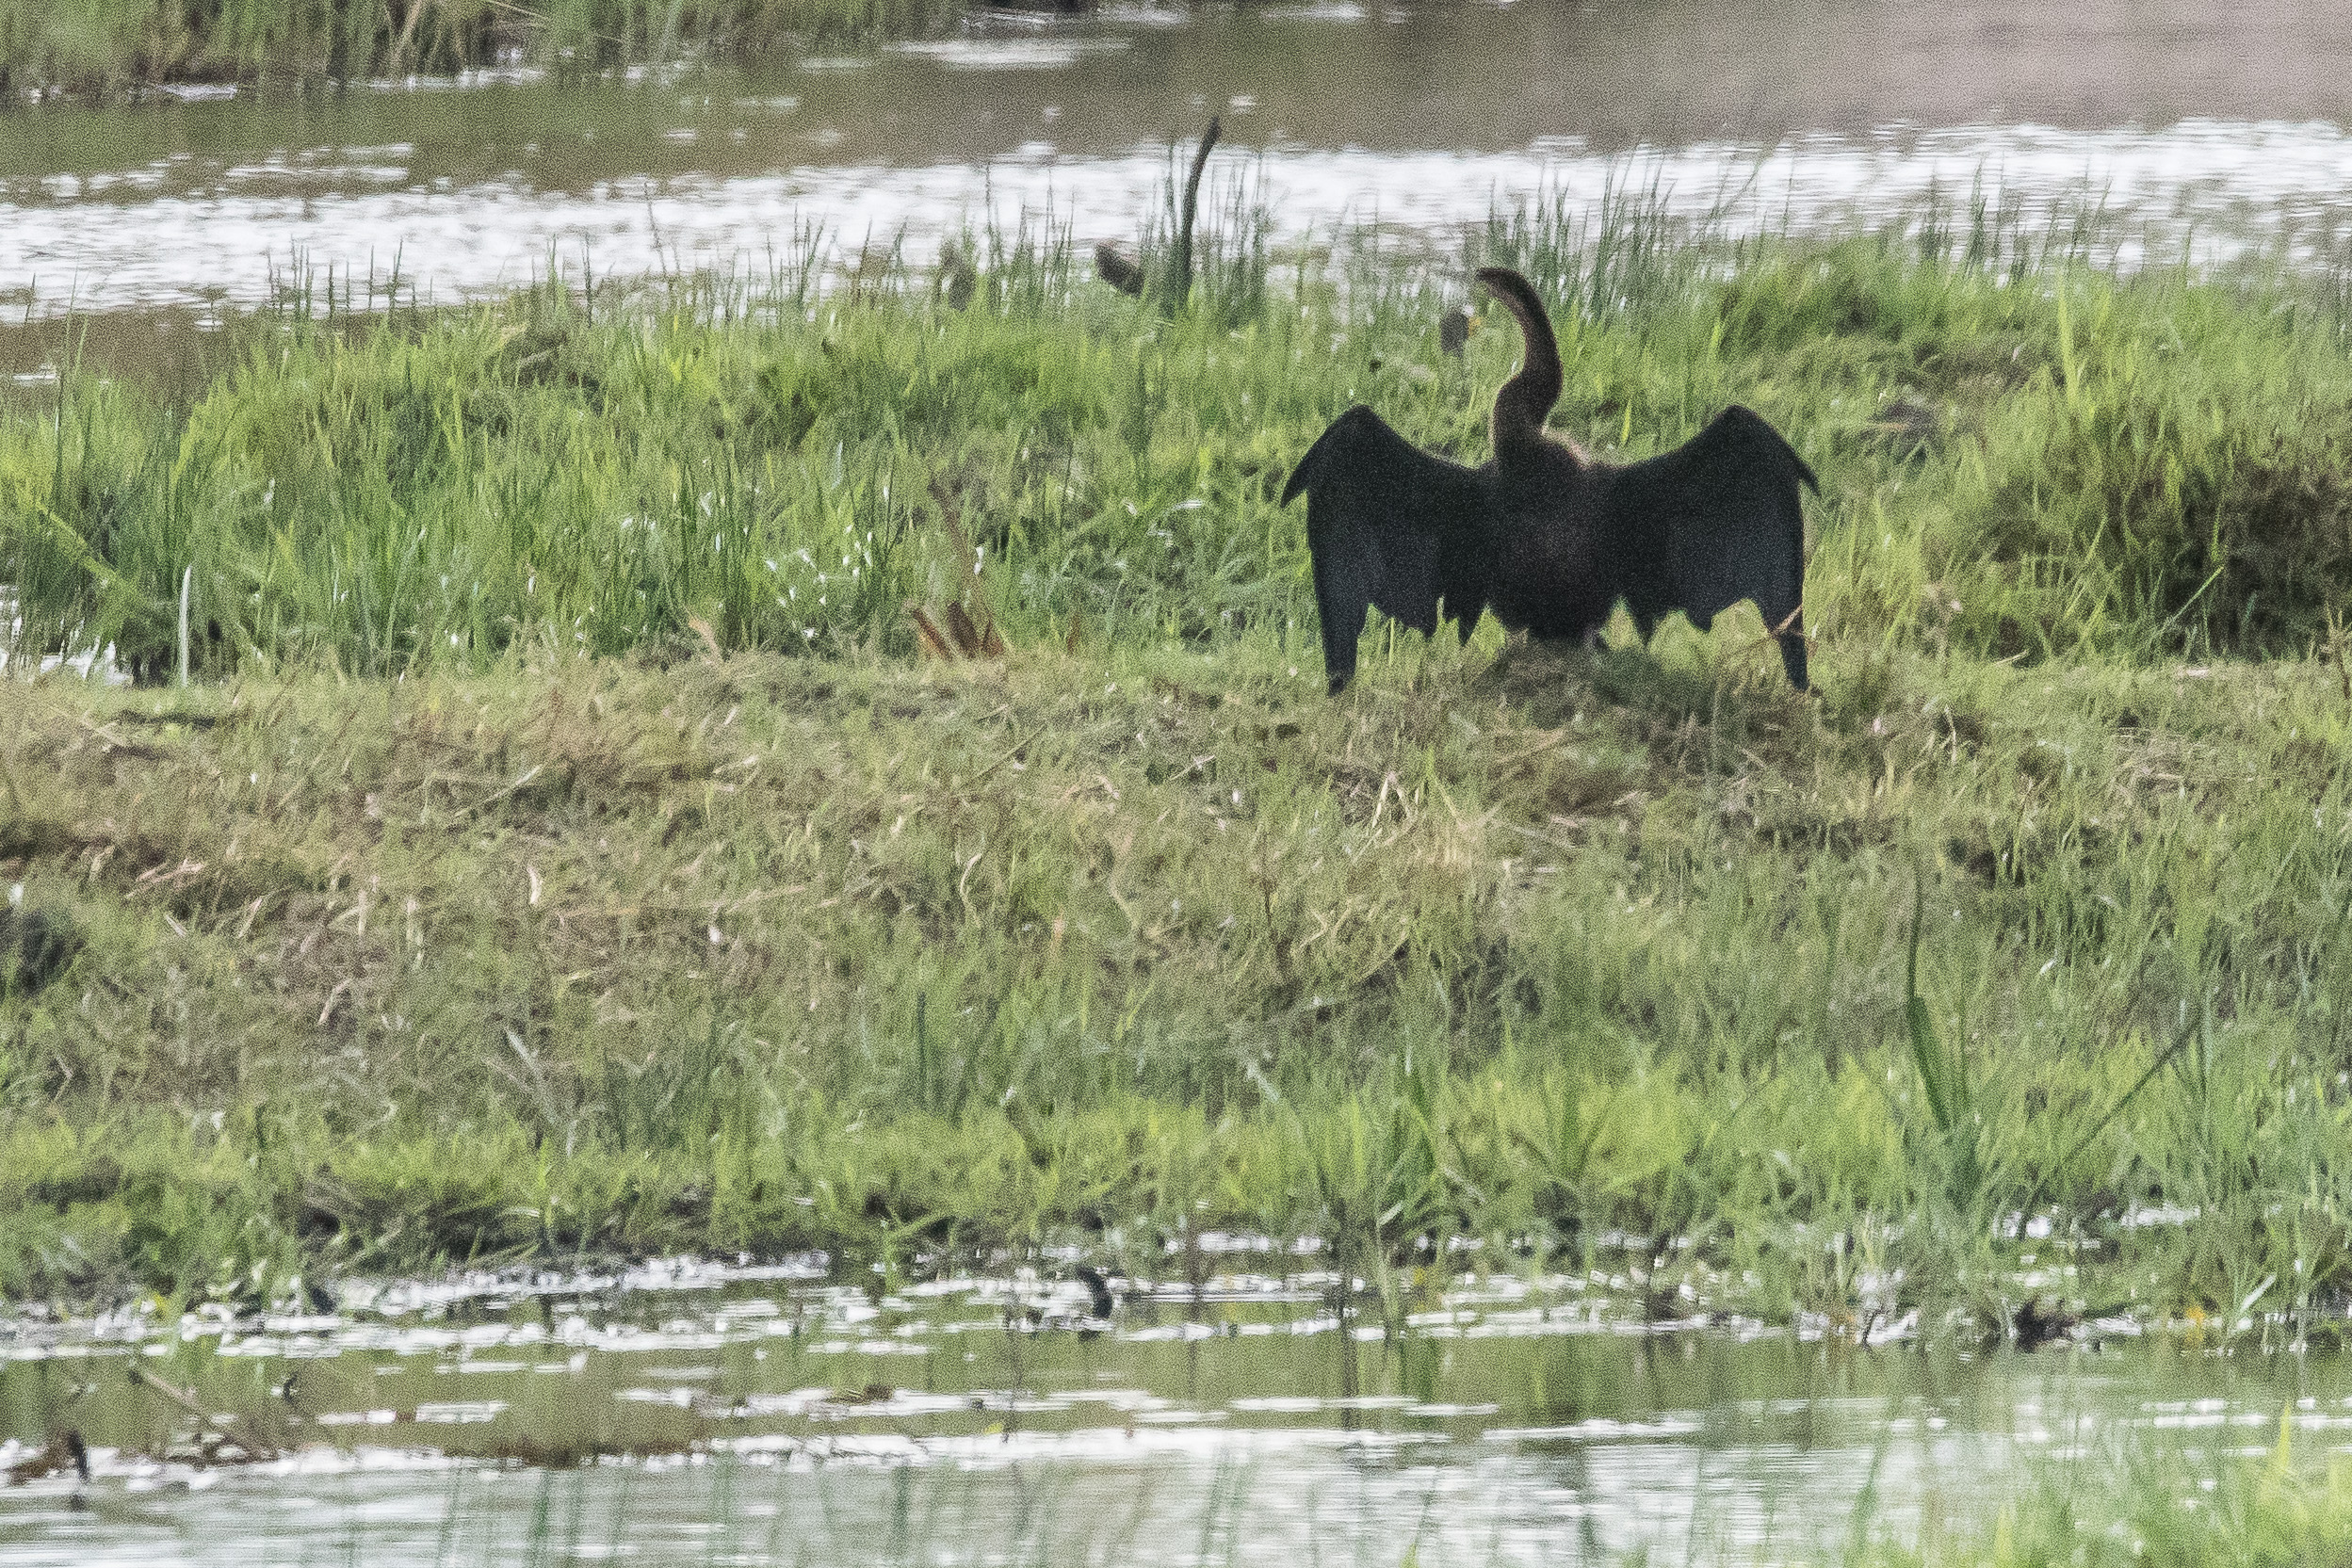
[9,119,2352,322]
[12,0,2352,328]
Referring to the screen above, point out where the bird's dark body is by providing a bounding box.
[1280,267,1814,694]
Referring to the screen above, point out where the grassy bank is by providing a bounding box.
[13,201,2352,687]
[10,635,2352,1328]
[0,0,960,97]
[9,204,2352,1330]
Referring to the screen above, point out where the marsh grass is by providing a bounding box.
[8,194,2352,1345]
[23,187,2352,684]
[0,0,965,97]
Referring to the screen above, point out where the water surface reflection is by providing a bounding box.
[0,1257,2335,1566]
[8,2,2352,325]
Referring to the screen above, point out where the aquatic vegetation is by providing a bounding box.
[7,1264,2352,1564]
[0,0,965,96]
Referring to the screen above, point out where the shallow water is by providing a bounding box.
[9,0,2352,354]
[0,1254,2339,1565]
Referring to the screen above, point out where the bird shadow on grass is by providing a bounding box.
[1471,628,1814,741]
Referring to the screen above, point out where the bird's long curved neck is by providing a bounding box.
[1476,267,1565,458]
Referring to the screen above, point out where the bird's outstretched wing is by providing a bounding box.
[1604,405,1815,688]
[1281,405,1494,693]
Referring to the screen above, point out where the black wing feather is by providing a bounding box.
[1603,405,1813,689]
[1282,405,1494,693]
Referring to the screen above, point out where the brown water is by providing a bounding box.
[0,1253,2338,1567]
[8,0,2352,363]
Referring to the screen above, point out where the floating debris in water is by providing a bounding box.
[5,1431,87,1485]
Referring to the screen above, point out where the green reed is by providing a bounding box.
[15,190,2352,685]
[0,0,964,95]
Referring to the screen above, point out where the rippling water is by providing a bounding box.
[16,119,2352,325]
[8,0,2352,333]
[0,1253,2337,1566]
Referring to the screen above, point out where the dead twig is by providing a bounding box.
[965,725,1041,787]
[451,762,544,820]
[2327,606,2352,706]
[1733,604,1813,676]
[129,1366,280,1463]
[908,481,1009,662]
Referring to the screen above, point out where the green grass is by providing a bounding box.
[8,199,2352,1342]
[0,0,963,95]
[15,197,2352,687]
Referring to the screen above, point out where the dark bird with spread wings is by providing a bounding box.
[1279,267,1815,694]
